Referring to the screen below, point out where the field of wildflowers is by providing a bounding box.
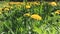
[0,1,60,34]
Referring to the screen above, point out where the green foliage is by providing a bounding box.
[0,1,60,34]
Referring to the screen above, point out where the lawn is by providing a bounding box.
[0,1,60,34]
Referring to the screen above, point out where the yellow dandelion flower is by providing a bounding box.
[0,8,2,11]
[10,6,13,9]
[24,13,30,16]
[4,6,13,9]
[4,8,9,11]
[26,5,31,9]
[9,2,20,5]
[0,12,2,14]
[55,10,60,14]
[9,2,14,5]
[31,14,42,20]
[49,2,57,6]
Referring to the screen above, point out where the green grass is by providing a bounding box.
[0,1,60,34]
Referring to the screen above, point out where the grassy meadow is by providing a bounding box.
[0,1,60,34]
